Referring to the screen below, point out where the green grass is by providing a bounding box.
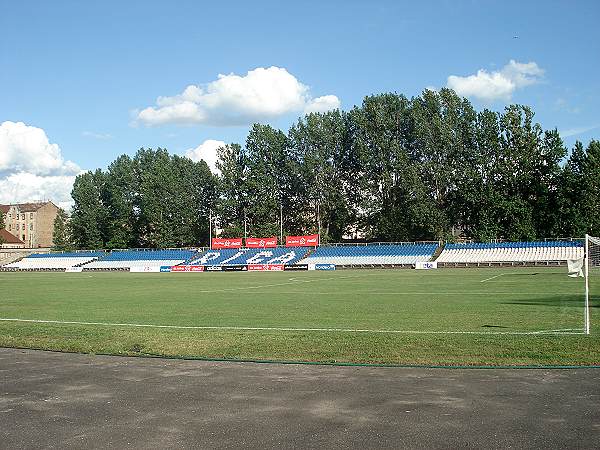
[0,268,598,366]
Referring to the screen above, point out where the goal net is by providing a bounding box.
[585,235,600,335]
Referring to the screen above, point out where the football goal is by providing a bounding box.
[585,235,600,335]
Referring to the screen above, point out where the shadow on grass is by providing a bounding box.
[502,294,598,308]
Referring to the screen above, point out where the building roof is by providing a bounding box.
[0,201,56,213]
[0,229,25,245]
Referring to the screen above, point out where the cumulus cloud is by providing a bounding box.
[447,60,544,103]
[0,121,82,208]
[184,139,226,174]
[135,66,340,126]
[304,95,341,114]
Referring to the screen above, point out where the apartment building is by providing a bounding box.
[0,201,60,248]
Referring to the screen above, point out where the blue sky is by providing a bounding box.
[1,0,599,207]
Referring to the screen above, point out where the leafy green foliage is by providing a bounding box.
[68,90,599,248]
[52,208,72,250]
[70,148,218,249]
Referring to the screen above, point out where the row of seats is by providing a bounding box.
[84,259,188,269]
[436,241,583,263]
[444,241,582,250]
[4,256,100,269]
[99,250,196,261]
[25,251,106,258]
[187,247,309,266]
[301,244,438,266]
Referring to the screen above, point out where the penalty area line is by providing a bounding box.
[0,318,585,336]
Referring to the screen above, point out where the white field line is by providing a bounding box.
[480,273,507,283]
[252,291,576,296]
[0,318,585,335]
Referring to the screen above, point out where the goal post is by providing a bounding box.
[585,235,600,335]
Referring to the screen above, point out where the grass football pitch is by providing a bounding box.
[0,268,598,366]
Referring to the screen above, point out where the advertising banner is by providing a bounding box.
[284,264,309,271]
[221,265,247,271]
[130,266,161,273]
[211,238,243,249]
[415,261,437,270]
[171,265,205,272]
[160,266,172,272]
[65,267,83,273]
[246,237,278,248]
[285,234,319,247]
[205,265,223,272]
[247,264,285,272]
[315,263,336,271]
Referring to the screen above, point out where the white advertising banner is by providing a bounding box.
[130,266,161,273]
[65,267,83,273]
[415,261,438,270]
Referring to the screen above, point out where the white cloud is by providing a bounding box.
[0,121,82,208]
[135,66,340,126]
[304,95,341,114]
[184,139,226,174]
[0,172,78,209]
[447,60,544,103]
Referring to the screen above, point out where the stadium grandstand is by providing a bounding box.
[186,247,309,266]
[0,240,587,270]
[3,251,105,270]
[300,243,438,266]
[83,249,196,270]
[435,241,583,265]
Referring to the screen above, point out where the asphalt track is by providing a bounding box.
[1,349,599,449]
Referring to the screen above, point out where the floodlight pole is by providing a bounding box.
[585,234,590,335]
[244,211,247,241]
[317,202,321,240]
[280,203,283,244]
[209,209,212,249]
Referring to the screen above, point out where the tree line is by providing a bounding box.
[54,88,600,250]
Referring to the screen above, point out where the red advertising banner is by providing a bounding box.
[171,265,205,272]
[211,238,243,249]
[285,234,319,247]
[246,237,278,248]
[247,264,285,272]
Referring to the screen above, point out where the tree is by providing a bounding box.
[52,208,72,250]
[70,170,107,249]
[104,155,135,249]
[289,110,353,241]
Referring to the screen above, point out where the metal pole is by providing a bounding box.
[585,234,590,335]
[317,202,321,240]
[280,203,283,244]
[244,212,247,241]
[209,209,212,249]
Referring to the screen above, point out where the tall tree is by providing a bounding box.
[70,170,107,249]
[289,110,352,241]
[52,208,72,250]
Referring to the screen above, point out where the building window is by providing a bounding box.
[30,224,33,230]
[21,214,25,220]
[30,213,34,219]
[16,224,19,231]
[8,224,11,231]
